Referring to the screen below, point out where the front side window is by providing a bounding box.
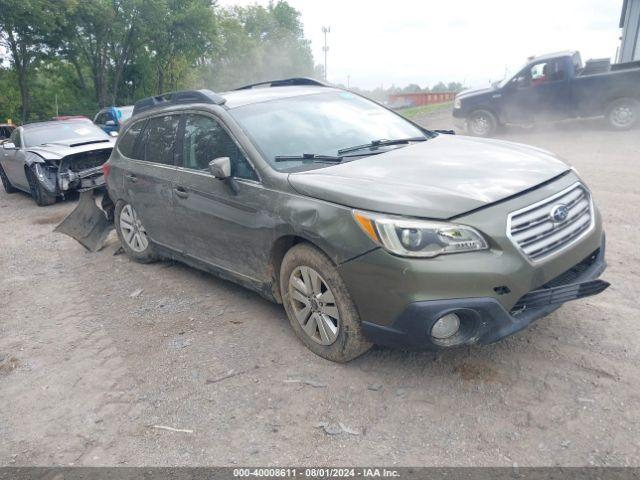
[229,91,426,171]
[182,114,257,180]
[529,60,565,86]
[117,120,145,159]
[136,115,181,165]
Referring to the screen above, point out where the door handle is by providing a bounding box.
[174,186,189,198]
[125,173,137,183]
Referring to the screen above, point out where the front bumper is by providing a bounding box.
[359,240,608,350]
[59,167,106,192]
[452,116,467,133]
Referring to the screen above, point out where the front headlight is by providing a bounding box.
[453,97,462,109]
[353,210,488,258]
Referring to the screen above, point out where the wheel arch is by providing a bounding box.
[268,234,335,303]
[467,106,501,123]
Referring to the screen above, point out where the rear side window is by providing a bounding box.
[136,115,181,165]
[182,114,257,180]
[118,121,145,158]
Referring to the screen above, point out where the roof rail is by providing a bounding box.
[234,77,327,90]
[132,89,226,116]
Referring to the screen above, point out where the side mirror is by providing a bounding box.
[108,131,119,137]
[208,157,231,179]
[105,120,116,127]
[3,142,16,150]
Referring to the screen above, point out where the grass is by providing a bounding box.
[396,101,453,119]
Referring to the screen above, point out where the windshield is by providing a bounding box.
[25,122,109,147]
[118,106,134,122]
[229,91,427,170]
[497,61,528,88]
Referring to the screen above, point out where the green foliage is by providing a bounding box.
[0,0,314,123]
[198,1,315,90]
[397,102,453,119]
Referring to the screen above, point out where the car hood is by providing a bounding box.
[287,134,570,219]
[27,138,114,160]
[456,85,496,100]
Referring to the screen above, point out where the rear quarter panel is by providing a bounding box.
[572,69,640,117]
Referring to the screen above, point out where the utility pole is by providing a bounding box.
[322,26,330,81]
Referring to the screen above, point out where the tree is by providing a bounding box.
[447,81,464,92]
[142,0,217,93]
[204,1,315,90]
[402,83,422,93]
[60,0,141,108]
[0,0,56,122]
[429,81,448,92]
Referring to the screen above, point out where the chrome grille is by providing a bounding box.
[508,183,594,262]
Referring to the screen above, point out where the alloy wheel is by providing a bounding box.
[611,105,635,128]
[288,266,340,346]
[470,115,491,136]
[119,204,149,253]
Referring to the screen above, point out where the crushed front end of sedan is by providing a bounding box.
[0,120,115,206]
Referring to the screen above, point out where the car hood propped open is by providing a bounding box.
[287,134,570,219]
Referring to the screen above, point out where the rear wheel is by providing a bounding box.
[26,166,56,206]
[606,98,639,130]
[0,164,17,193]
[280,243,372,362]
[467,110,498,137]
[114,201,157,263]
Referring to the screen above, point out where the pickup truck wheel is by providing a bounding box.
[26,166,57,206]
[0,164,17,193]
[280,243,372,363]
[467,110,497,137]
[114,201,157,263]
[607,98,639,130]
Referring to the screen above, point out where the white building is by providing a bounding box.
[619,0,640,62]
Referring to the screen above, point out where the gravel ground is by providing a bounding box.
[1,110,639,467]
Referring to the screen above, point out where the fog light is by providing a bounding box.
[431,313,461,339]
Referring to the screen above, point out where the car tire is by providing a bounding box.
[114,200,157,263]
[26,166,57,206]
[0,164,17,194]
[280,243,372,363]
[467,109,498,137]
[606,98,639,131]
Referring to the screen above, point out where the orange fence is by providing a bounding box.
[388,92,456,108]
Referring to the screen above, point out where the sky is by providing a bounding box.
[217,0,625,90]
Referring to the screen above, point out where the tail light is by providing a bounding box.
[101,161,111,179]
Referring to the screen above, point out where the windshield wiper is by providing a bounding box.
[274,153,344,163]
[337,136,427,155]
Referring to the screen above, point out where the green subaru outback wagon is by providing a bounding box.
[94,78,608,362]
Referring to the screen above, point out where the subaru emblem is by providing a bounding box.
[550,204,569,223]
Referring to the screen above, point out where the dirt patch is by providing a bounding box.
[453,361,500,383]
[0,356,20,374]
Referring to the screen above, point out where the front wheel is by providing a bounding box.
[26,166,56,206]
[114,201,157,263]
[606,98,639,131]
[467,110,498,137]
[280,243,372,363]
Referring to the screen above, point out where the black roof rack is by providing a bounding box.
[234,77,327,90]
[132,89,226,116]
